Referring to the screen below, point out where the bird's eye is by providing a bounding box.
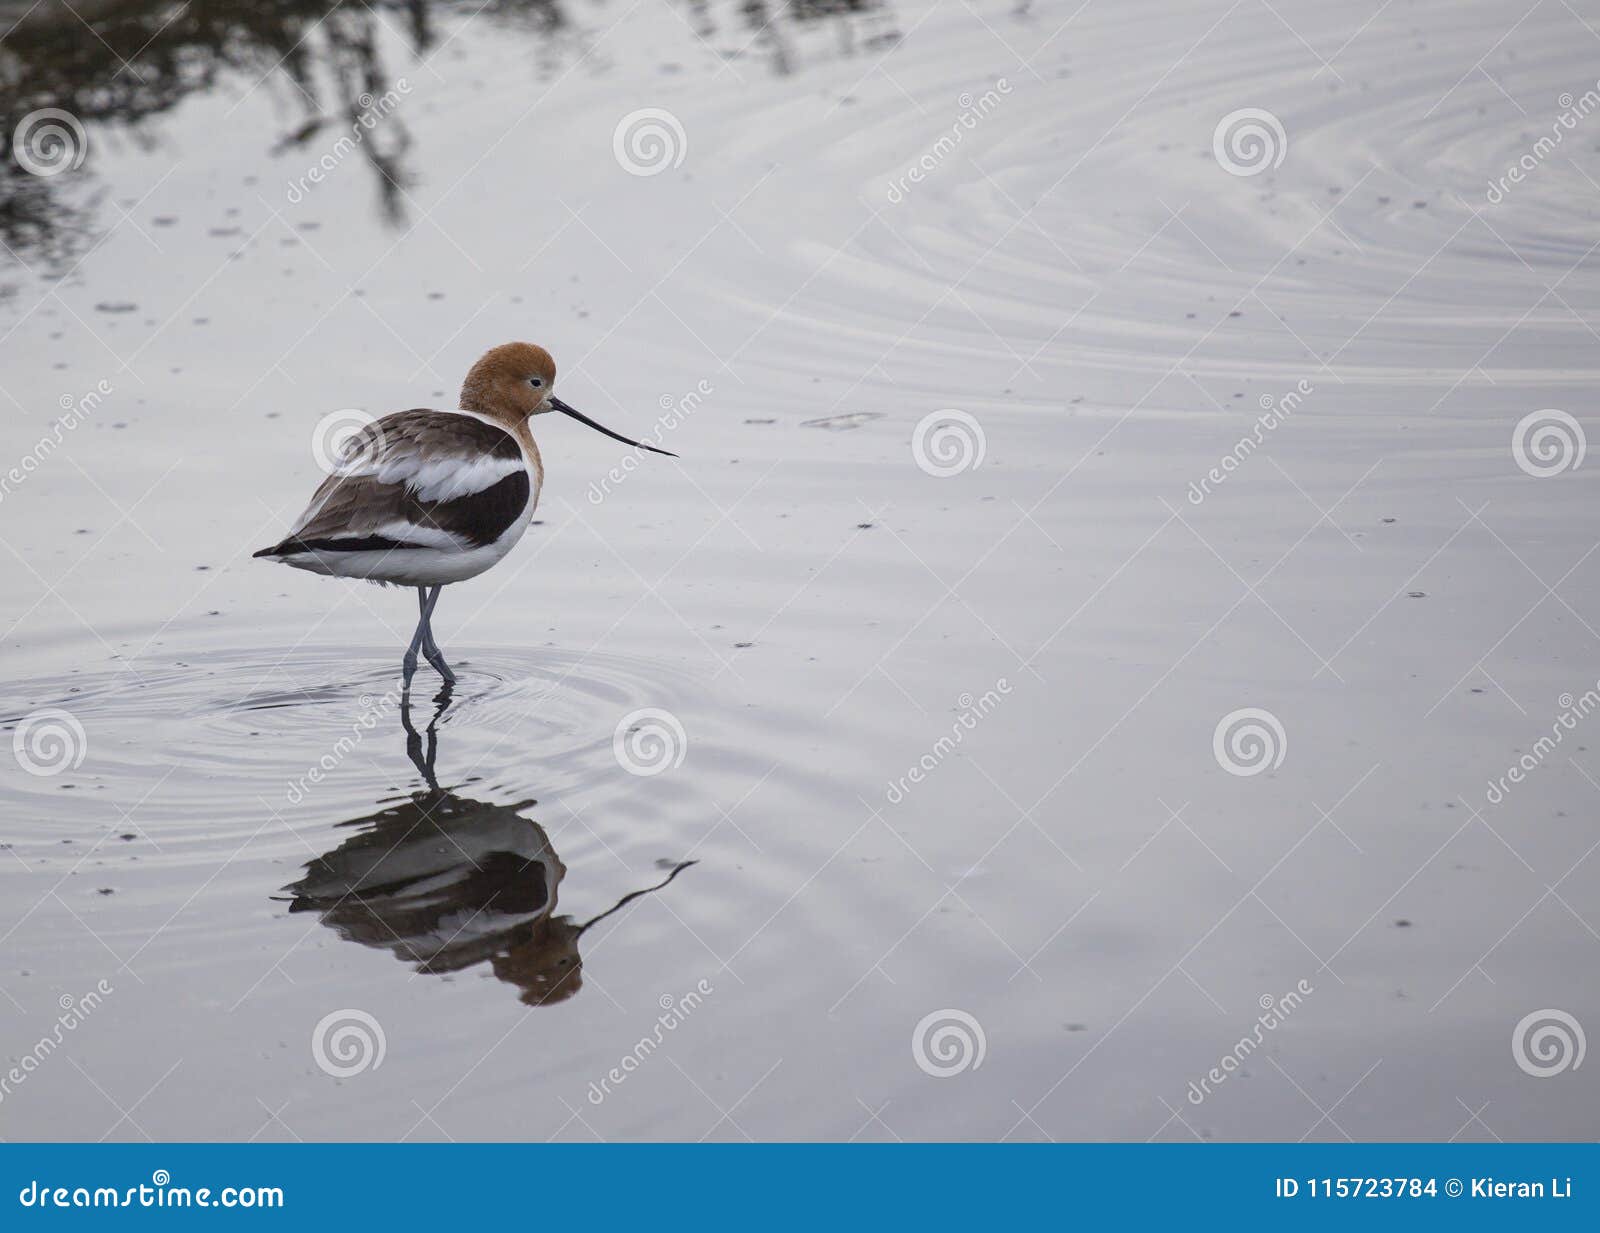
[529,377,544,388]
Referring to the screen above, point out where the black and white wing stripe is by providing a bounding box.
[255,409,531,560]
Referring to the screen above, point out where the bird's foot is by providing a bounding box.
[424,646,456,686]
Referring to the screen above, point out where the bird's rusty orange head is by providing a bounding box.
[459,342,558,421]
[458,341,678,458]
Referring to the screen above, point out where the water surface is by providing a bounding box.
[2,0,1599,1140]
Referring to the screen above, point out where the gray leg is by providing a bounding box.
[400,586,430,692]
[420,584,455,684]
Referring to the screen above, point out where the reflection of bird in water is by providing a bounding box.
[279,692,694,1005]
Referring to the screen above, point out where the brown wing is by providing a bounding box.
[256,409,529,556]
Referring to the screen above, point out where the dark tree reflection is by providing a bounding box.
[0,0,896,266]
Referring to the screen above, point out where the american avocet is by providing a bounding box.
[254,342,675,691]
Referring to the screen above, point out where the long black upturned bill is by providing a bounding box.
[550,396,678,457]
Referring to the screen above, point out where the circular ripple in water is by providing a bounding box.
[702,3,1600,407]
[0,645,700,865]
